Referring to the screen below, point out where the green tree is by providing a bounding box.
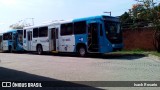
[135,0,160,52]
[10,19,33,29]
[120,12,133,28]
[10,24,24,29]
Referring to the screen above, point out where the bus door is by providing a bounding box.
[50,28,59,52]
[87,22,99,52]
[99,22,106,53]
[0,35,2,50]
[27,31,32,51]
[13,33,18,50]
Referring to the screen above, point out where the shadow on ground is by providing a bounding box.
[0,51,146,61]
[0,67,104,90]
[88,53,146,60]
[41,53,146,61]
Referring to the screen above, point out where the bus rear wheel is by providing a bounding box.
[37,45,43,55]
[78,46,86,57]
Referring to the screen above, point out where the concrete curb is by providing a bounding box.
[148,54,160,62]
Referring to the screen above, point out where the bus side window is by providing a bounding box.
[61,23,73,36]
[39,27,48,37]
[33,28,39,38]
[74,21,86,34]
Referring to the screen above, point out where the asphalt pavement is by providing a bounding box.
[0,53,160,90]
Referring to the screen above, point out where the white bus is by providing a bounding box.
[23,21,67,54]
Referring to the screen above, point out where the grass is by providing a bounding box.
[149,51,160,57]
[112,49,147,55]
[112,49,160,57]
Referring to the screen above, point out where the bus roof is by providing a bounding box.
[24,20,72,29]
[3,29,22,34]
[73,15,119,22]
[24,23,54,29]
[24,15,119,30]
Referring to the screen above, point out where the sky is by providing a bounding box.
[0,0,136,33]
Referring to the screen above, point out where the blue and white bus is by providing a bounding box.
[58,15,123,56]
[2,29,24,52]
[23,15,123,56]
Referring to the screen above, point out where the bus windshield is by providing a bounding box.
[17,30,23,45]
[17,30,23,35]
[3,32,12,40]
[104,21,122,44]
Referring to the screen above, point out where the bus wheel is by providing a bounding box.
[37,45,43,55]
[9,46,12,53]
[78,46,86,57]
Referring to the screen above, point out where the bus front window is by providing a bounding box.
[17,30,23,45]
[3,33,12,40]
[104,21,122,44]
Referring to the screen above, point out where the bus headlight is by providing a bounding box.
[112,44,115,47]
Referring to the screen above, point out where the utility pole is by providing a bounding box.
[104,11,112,16]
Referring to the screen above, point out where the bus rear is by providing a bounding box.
[2,31,13,52]
[2,30,24,52]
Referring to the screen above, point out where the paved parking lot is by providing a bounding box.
[0,53,160,90]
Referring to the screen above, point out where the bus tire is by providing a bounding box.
[78,46,86,57]
[37,45,43,55]
[9,46,12,53]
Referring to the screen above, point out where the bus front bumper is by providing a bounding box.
[112,43,124,51]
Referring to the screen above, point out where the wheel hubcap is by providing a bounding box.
[38,47,41,54]
[79,48,85,56]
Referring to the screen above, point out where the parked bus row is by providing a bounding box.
[0,15,123,56]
